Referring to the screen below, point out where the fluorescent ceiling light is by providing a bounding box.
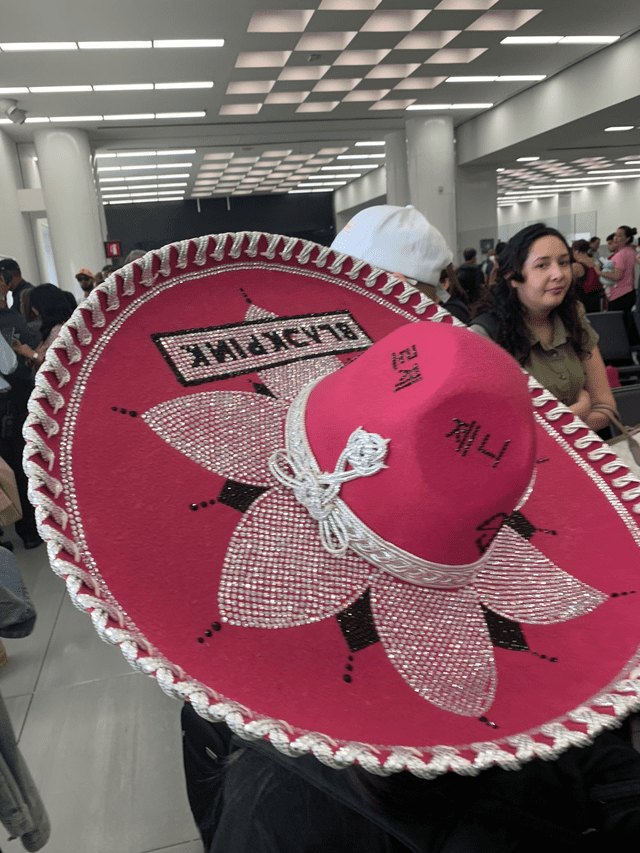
[248,10,315,32]
[517,156,540,161]
[104,114,155,121]
[295,32,357,51]
[121,164,156,171]
[0,87,29,94]
[24,117,49,123]
[560,36,618,44]
[466,9,541,30]
[160,149,196,156]
[51,115,103,122]
[79,41,152,49]
[156,81,213,89]
[157,163,193,168]
[235,51,291,68]
[0,42,77,51]
[369,99,415,110]
[219,104,263,115]
[278,66,330,81]
[313,78,361,92]
[296,102,339,112]
[498,75,546,81]
[587,169,640,175]
[153,40,224,48]
[366,64,420,79]
[395,31,459,50]
[446,76,496,83]
[501,36,561,44]
[95,153,117,159]
[425,48,486,63]
[355,141,385,147]
[605,126,634,132]
[155,111,206,118]
[226,81,274,95]
[435,0,499,8]
[116,151,156,157]
[265,91,310,104]
[496,168,505,172]
[343,89,390,102]
[334,49,391,66]
[29,85,92,93]
[361,9,430,31]
[94,83,154,91]
[406,103,492,110]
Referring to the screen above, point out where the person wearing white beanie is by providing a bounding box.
[330,204,470,323]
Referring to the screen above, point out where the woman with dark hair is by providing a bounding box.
[469,223,615,432]
[599,225,638,341]
[571,238,602,313]
[13,284,73,370]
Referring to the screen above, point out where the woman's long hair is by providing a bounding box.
[27,284,73,342]
[472,223,590,365]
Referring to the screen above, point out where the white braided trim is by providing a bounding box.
[528,374,640,514]
[21,230,640,779]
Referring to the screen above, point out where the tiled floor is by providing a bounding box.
[0,529,204,853]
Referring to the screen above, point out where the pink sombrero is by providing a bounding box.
[24,231,640,778]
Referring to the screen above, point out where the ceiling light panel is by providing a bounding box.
[334,49,391,65]
[226,81,275,95]
[93,83,154,91]
[435,1,498,8]
[295,32,357,51]
[219,104,263,115]
[0,87,29,93]
[236,51,292,68]
[395,32,459,50]
[153,39,224,48]
[394,77,446,89]
[313,78,361,92]
[370,99,415,110]
[361,10,430,31]
[501,36,561,44]
[366,64,420,79]
[466,10,541,30]
[29,85,92,93]
[265,91,310,104]
[342,88,390,101]
[248,10,315,32]
[425,48,487,63]
[0,42,77,50]
[278,66,330,81]
[296,101,339,112]
[204,153,234,160]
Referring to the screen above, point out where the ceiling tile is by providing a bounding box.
[296,101,339,112]
[235,51,292,68]
[395,31,460,49]
[226,80,275,95]
[264,91,310,104]
[365,64,420,79]
[424,47,487,63]
[219,103,263,115]
[294,32,357,51]
[369,98,416,110]
[334,49,391,65]
[360,10,430,31]
[278,66,331,80]
[247,10,315,33]
[342,88,390,101]
[466,10,542,31]
[435,0,498,8]
[313,78,361,91]
[394,76,446,89]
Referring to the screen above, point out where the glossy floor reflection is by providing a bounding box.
[0,530,204,853]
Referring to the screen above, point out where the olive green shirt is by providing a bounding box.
[469,313,599,406]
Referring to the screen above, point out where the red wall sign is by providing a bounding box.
[105,241,122,258]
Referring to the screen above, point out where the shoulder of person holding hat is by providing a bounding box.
[331,205,471,325]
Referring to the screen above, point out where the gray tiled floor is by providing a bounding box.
[0,529,204,853]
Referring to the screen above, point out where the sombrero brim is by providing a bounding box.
[24,231,640,778]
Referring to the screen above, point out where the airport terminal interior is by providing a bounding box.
[2,1,640,850]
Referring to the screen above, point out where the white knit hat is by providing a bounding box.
[331,204,453,286]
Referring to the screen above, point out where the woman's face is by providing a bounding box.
[512,235,572,318]
[614,228,630,250]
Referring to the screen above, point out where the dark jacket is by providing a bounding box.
[456,263,484,305]
[182,703,640,852]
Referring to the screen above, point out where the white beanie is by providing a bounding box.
[330,204,453,286]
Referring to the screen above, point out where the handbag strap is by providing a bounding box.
[592,403,640,466]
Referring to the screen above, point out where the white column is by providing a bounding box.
[456,165,498,266]
[384,130,410,207]
[0,129,40,284]
[34,128,106,299]
[406,115,457,260]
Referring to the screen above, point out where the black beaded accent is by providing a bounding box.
[531,651,558,663]
[345,664,353,672]
[343,674,352,684]
[212,622,221,632]
[252,382,277,398]
[611,591,636,598]
[505,511,536,540]
[189,500,216,512]
[111,406,138,417]
[205,630,212,637]
[218,480,268,513]
[129,410,137,417]
[239,288,252,305]
[478,715,499,729]
[336,590,380,653]
[197,637,204,644]
[481,605,529,652]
